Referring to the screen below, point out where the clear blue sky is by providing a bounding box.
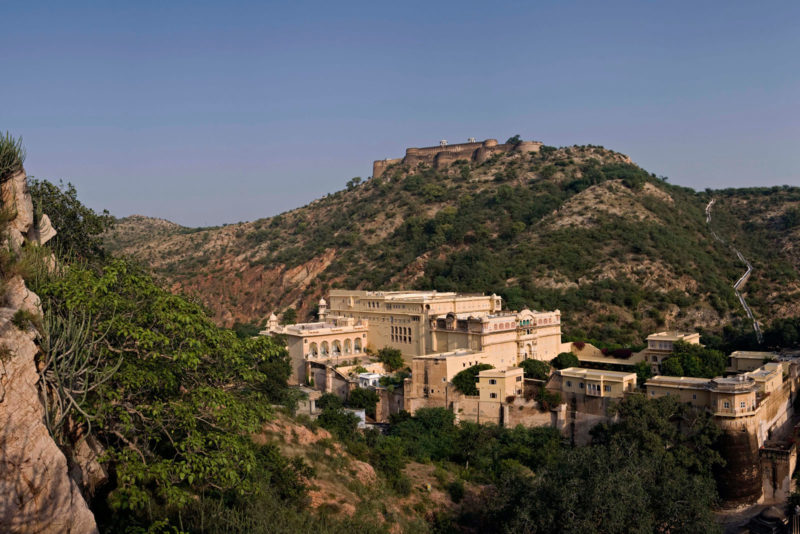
[2,1,798,226]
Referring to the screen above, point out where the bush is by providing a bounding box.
[347,388,379,417]
[521,359,550,380]
[316,393,343,411]
[377,346,404,371]
[551,352,580,370]
[452,364,494,395]
[447,479,465,503]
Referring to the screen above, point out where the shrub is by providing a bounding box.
[551,352,580,370]
[452,364,493,395]
[521,359,550,380]
[377,346,405,371]
[447,479,465,503]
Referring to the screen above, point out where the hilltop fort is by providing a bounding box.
[372,137,543,178]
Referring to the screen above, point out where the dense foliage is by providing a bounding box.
[550,351,580,369]
[29,178,380,533]
[661,340,727,378]
[520,358,550,380]
[29,179,113,260]
[451,363,493,395]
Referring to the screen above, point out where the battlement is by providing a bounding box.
[373,138,542,178]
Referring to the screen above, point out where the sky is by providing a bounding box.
[1,1,798,227]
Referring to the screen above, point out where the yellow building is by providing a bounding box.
[263,316,369,384]
[559,368,637,399]
[728,351,777,373]
[746,362,784,395]
[643,331,702,372]
[327,290,563,364]
[644,376,712,409]
[477,367,524,403]
[646,373,760,417]
[404,348,514,412]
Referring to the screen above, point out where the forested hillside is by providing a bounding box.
[104,143,800,346]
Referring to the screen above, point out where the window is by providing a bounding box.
[516,376,522,382]
[489,393,498,399]
[579,382,584,389]
[723,401,730,409]
[489,379,497,385]
[740,401,746,409]
[692,394,697,400]
[650,391,655,396]
[566,381,572,387]
[604,385,611,392]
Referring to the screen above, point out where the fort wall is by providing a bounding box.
[373,138,543,178]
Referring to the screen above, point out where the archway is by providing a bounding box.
[344,339,352,354]
[321,341,329,356]
[332,340,342,356]
[309,342,318,358]
[354,338,362,353]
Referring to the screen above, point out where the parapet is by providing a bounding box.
[372,137,542,178]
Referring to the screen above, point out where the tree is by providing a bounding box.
[661,340,726,378]
[521,359,550,380]
[506,134,522,146]
[633,360,653,385]
[347,387,379,417]
[377,346,405,371]
[316,392,343,411]
[551,352,579,370]
[452,364,493,395]
[346,177,362,191]
[29,178,113,260]
[281,307,297,325]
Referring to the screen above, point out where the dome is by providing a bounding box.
[319,298,327,306]
[269,313,277,320]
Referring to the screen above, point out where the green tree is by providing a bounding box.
[29,178,113,260]
[521,359,550,380]
[346,177,362,191]
[377,346,405,371]
[347,387,380,417]
[281,307,297,325]
[633,360,653,385]
[452,364,493,395]
[551,352,580,370]
[661,340,726,378]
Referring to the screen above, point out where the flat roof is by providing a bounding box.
[730,351,777,360]
[647,331,700,341]
[646,375,710,389]
[416,349,481,360]
[560,367,636,380]
[479,367,523,377]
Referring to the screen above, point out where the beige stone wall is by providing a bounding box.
[646,384,711,408]
[372,138,543,178]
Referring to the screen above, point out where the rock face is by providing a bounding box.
[0,168,98,533]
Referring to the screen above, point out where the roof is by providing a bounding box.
[478,367,523,378]
[645,375,710,389]
[646,331,700,341]
[559,367,636,381]
[730,350,777,360]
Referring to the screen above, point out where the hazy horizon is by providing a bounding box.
[3,1,798,227]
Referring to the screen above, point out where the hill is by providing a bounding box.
[104,142,800,345]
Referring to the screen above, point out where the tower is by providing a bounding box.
[318,297,328,321]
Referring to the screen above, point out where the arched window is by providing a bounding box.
[321,341,329,356]
[309,342,318,357]
[354,338,362,353]
[332,340,342,356]
[344,339,352,354]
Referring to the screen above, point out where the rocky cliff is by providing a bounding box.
[0,168,97,533]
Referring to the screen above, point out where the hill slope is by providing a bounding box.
[104,144,800,344]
